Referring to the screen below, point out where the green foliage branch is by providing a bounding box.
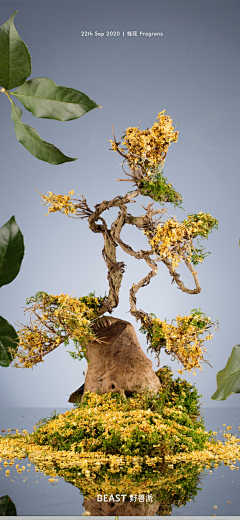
[0,12,101,164]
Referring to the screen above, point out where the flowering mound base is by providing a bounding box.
[0,370,239,515]
[31,368,209,456]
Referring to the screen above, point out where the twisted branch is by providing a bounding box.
[81,185,202,320]
[161,257,201,294]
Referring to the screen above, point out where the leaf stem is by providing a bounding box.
[0,87,11,101]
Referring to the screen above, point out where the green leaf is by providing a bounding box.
[0,495,17,515]
[211,345,240,400]
[0,11,31,90]
[11,77,101,121]
[0,316,19,367]
[0,216,24,288]
[10,99,77,164]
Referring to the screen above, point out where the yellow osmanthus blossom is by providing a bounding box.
[12,292,101,369]
[144,218,190,271]
[109,111,178,169]
[36,188,77,216]
[143,212,218,270]
[141,311,216,372]
[155,315,213,372]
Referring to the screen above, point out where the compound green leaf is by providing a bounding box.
[0,11,31,90]
[11,77,101,121]
[0,216,24,288]
[10,99,77,164]
[211,345,240,400]
[0,316,19,367]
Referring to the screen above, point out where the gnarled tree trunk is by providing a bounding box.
[68,317,160,402]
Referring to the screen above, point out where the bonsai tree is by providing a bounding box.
[1,11,239,516]
[10,111,219,400]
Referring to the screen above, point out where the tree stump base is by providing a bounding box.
[83,496,162,516]
[68,317,160,402]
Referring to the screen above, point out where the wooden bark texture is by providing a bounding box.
[68,317,161,402]
[83,496,162,516]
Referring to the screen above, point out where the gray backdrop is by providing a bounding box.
[0,0,239,407]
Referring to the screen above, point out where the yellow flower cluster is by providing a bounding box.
[144,218,190,270]
[144,312,215,373]
[13,293,99,369]
[36,189,77,216]
[144,213,216,270]
[109,111,178,168]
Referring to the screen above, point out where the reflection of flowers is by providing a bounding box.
[54,459,204,515]
[0,429,239,516]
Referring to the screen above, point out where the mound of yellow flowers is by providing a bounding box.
[0,367,239,518]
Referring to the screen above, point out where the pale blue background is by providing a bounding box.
[0,0,240,407]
